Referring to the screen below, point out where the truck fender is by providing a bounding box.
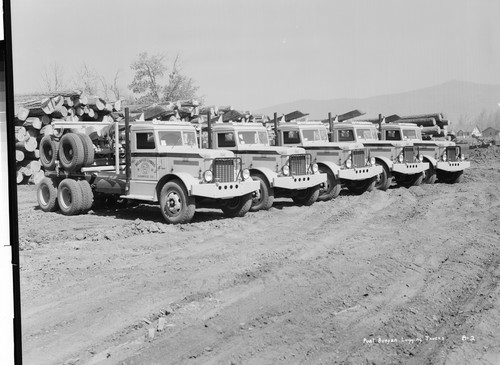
[374,156,393,171]
[316,161,341,179]
[422,155,437,168]
[249,167,278,187]
[156,172,200,199]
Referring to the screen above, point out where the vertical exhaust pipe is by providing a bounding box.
[207,114,213,149]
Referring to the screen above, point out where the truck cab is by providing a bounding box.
[38,119,260,224]
[331,121,430,190]
[208,123,327,210]
[276,122,383,200]
[380,123,470,184]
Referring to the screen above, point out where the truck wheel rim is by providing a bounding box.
[166,192,182,215]
[60,187,71,209]
[252,189,262,203]
[40,185,50,206]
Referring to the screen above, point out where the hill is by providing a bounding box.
[253,80,500,131]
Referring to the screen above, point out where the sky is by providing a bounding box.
[9,0,500,111]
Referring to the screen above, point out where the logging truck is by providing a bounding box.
[204,122,327,210]
[274,122,383,200]
[330,121,429,190]
[379,123,470,184]
[36,112,260,224]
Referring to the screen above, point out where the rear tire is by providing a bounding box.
[159,180,196,224]
[37,177,59,212]
[77,180,94,213]
[57,178,84,215]
[39,136,59,171]
[317,167,340,201]
[292,185,320,206]
[77,133,95,167]
[249,174,274,212]
[221,193,253,218]
[58,133,85,172]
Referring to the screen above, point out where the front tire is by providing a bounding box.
[375,162,392,191]
[221,193,253,218]
[424,163,437,184]
[159,180,196,224]
[438,170,463,184]
[346,177,377,195]
[397,172,424,188]
[250,174,274,212]
[292,185,320,206]
[317,167,340,201]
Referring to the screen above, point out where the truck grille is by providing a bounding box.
[446,146,459,162]
[403,146,416,163]
[289,154,307,175]
[351,150,365,168]
[212,158,236,182]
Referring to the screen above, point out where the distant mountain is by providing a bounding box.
[253,80,500,131]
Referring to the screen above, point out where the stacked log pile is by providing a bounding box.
[13,90,123,184]
[387,113,450,139]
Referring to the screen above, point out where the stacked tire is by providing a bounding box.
[37,132,95,215]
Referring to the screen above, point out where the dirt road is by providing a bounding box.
[18,149,500,365]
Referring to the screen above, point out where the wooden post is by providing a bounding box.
[328,112,333,142]
[125,107,131,190]
[273,112,280,146]
[207,114,213,149]
[378,114,382,140]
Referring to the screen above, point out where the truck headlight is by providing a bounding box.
[345,159,352,169]
[311,163,318,173]
[442,152,447,162]
[418,154,423,162]
[203,170,213,183]
[282,165,290,176]
[460,154,465,161]
[398,153,404,163]
[370,157,376,166]
[242,169,250,180]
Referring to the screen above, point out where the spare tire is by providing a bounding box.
[58,133,85,172]
[39,135,59,170]
[77,133,95,167]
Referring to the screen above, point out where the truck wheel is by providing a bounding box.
[57,178,84,215]
[317,167,340,201]
[221,193,253,218]
[58,133,85,172]
[39,136,59,171]
[250,174,274,212]
[77,133,95,167]
[375,163,392,191]
[37,177,59,212]
[292,185,320,206]
[159,180,196,224]
[77,180,94,213]
[346,177,377,195]
[438,170,463,184]
[424,164,437,184]
[398,172,424,188]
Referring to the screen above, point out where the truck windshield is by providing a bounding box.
[236,131,269,145]
[355,128,378,141]
[402,129,421,140]
[302,128,328,142]
[158,131,198,147]
[337,129,355,142]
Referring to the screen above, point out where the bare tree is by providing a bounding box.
[111,70,121,100]
[163,54,200,102]
[129,52,200,103]
[128,52,166,103]
[40,63,65,92]
[75,64,99,95]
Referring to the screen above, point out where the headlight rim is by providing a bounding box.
[203,170,213,183]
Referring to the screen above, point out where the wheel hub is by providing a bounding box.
[166,192,181,214]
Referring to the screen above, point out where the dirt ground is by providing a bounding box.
[17,147,500,365]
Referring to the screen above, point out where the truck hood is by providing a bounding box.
[157,146,235,158]
[302,141,364,150]
[364,140,413,147]
[237,145,306,155]
[414,140,455,147]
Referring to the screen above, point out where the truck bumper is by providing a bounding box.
[339,165,383,181]
[391,162,429,174]
[272,173,327,190]
[190,180,260,199]
[436,161,470,172]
